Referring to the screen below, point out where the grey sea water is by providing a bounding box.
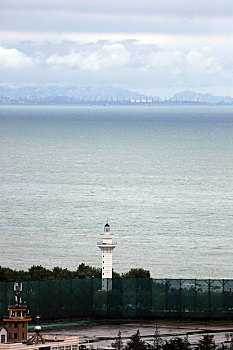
[0,105,232,278]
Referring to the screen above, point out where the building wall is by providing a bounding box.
[0,328,7,343]
[7,321,27,342]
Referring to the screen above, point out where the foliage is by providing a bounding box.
[122,268,151,279]
[125,330,147,350]
[162,337,190,350]
[197,335,217,350]
[76,263,101,278]
[112,331,124,350]
[148,325,164,350]
[0,265,150,282]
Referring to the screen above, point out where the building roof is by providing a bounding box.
[0,335,79,349]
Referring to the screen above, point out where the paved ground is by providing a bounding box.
[29,322,233,348]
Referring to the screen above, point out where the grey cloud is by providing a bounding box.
[2,0,233,17]
[0,40,232,95]
[1,1,233,36]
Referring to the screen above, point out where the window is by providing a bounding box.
[12,311,15,317]
[17,311,21,317]
[51,347,58,350]
[22,332,24,338]
[1,334,6,343]
[72,345,77,350]
[9,333,12,339]
[59,347,64,350]
[14,333,18,339]
[9,323,12,328]
[65,346,71,350]
[14,323,17,328]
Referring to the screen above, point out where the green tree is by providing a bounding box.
[229,333,233,350]
[52,266,76,280]
[197,335,216,350]
[122,268,150,278]
[77,263,101,278]
[28,265,53,281]
[0,266,15,282]
[148,325,164,350]
[162,337,190,350]
[125,330,147,350]
[112,331,124,350]
[113,270,121,278]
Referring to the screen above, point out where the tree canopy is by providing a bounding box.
[0,265,150,282]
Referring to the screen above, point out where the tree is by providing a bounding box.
[162,337,190,350]
[0,266,15,282]
[52,267,76,280]
[112,331,124,350]
[76,263,101,278]
[122,268,151,279]
[125,330,147,350]
[28,265,53,281]
[113,269,121,278]
[148,325,164,350]
[197,335,216,350]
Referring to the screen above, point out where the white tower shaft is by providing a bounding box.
[97,224,117,290]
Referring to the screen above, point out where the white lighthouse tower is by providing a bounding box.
[97,223,117,291]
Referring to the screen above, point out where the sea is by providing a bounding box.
[0,105,232,279]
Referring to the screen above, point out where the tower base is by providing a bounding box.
[102,278,112,291]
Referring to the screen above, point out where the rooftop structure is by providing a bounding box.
[0,335,79,350]
[3,283,32,343]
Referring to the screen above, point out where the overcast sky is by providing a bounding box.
[1,0,233,96]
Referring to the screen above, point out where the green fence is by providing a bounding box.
[1,279,233,321]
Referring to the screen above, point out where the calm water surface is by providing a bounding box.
[0,105,232,278]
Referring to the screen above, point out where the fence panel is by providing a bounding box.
[1,278,233,321]
[93,278,107,317]
[210,280,224,318]
[166,279,182,317]
[151,279,166,318]
[60,279,72,319]
[0,282,7,319]
[136,278,152,318]
[108,278,122,318]
[180,279,196,317]
[22,281,40,318]
[122,279,137,318]
[196,280,210,318]
[71,279,93,318]
[223,280,233,318]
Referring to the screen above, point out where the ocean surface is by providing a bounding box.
[0,105,232,278]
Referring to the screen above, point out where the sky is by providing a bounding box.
[0,0,233,97]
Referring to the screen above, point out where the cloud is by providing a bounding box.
[0,40,227,93]
[0,46,33,68]
[46,43,131,71]
[1,0,233,36]
[186,50,222,74]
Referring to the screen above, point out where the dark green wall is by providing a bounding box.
[1,278,233,321]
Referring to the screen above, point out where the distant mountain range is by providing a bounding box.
[0,85,232,104]
[0,85,150,100]
[172,90,233,104]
